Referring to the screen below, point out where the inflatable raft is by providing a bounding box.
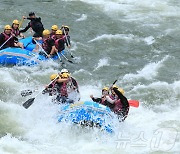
[0,37,65,66]
[58,101,115,133]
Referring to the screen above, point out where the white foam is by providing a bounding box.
[144,36,155,45]
[123,55,169,81]
[88,34,136,43]
[94,58,109,71]
[76,14,87,21]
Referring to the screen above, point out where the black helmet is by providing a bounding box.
[29,12,35,16]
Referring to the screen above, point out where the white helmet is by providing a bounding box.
[60,68,69,74]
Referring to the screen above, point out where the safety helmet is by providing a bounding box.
[112,85,118,89]
[51,25,58,31]
[50,74,58,80]
[60,68,69,74]
[55,30,63,35]
[118,88,125,95]
[61,73,70,78]
[43,29,50,36]
[13,20,19,25]
[102,87,109,91]
[4,25,12,30]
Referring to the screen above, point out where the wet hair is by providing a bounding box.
[29,12,35,16]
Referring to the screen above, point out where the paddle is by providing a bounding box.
[19,17,24,29]
[128,100,139,108]
[62,27,74,58]
[33,38,49,57]
[0,35,13,49]
[59,52,73,63]
[22,75,59,109]
[56,52,63,63]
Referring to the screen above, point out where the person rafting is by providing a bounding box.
[0,25,23,50]
[11,20,24,49]
[43,69,79,104]
[61,25,71,48]
[90,87,114,109]
[54,29,65,53]
[20,12,44,37]
[33,29,56,57]
[90,85,129,121]
[109,86,129,121]
[50,25,58,40]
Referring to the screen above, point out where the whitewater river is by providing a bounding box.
[0,0,179,153]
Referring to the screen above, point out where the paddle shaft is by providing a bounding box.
[0,35,13,49]
[35,75,60,97]
[33,38,49,56]
[19,18,24,29]
[59,52,73,63]
[56,52,63,62]
[62,27,74,58]
[22,75,59,109]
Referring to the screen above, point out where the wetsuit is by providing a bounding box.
[20,17,44,37]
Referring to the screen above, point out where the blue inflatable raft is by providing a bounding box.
[58,101,115,133]
[0,37,65,66]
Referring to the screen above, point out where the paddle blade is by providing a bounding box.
[128,100,139,108]
[22,98,35,109]
[68,60,73,63]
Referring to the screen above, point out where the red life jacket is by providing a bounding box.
[54,37,64,49]
[60,82,68,97]
[50,34,56,40]
[42,38,49,51]
[12,28,20,37]
[112,99,123,113]
[1,32,14,47]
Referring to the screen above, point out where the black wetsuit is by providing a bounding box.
[20,17,44,37]
[91,96,115,109]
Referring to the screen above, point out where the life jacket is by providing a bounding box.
[42,38,49,52]
[1,32,14,47]
[12,28,20,37]
[112,99,123,113]
[54,37,64,49]
[60,82,68,97]
[50,33,56,40]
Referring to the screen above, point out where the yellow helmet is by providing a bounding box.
[50,74,58,80]
[43,29,50,36]
[118,88,125,95]
[102,87,109,91]
[62,25,70,31]
[4,25,12,30]
[51,25,58,31]
[56,30,63,35]
[112,85,118,89]
[13,20,19,25]
[61,73,70,78]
